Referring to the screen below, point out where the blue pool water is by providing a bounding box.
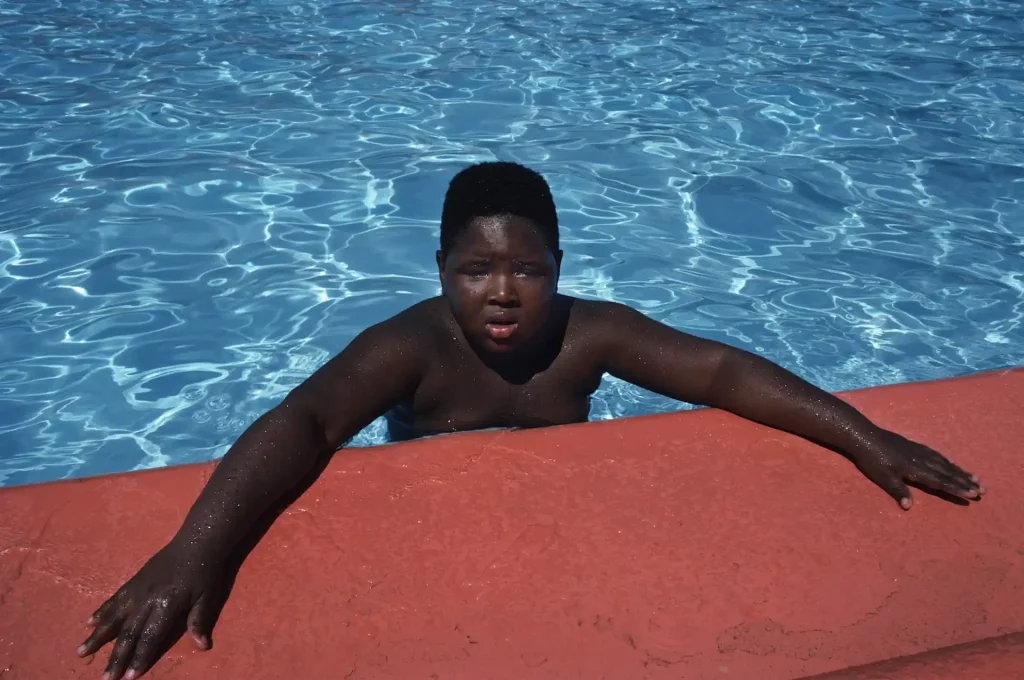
[1,0,1022,486]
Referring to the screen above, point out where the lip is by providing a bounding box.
[485,311,519,325]
[485,322,518,341]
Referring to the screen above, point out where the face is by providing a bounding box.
[437,215,562,356]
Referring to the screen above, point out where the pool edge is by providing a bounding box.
[2,367,1023,679]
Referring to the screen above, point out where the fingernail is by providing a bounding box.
[77,644,87,656]
[900,497,912,510]
[101,673,111,680]
[125,669,138,680]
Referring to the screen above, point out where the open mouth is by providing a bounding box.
[485,321,518,340]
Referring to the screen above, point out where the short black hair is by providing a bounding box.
[439,161,559,256]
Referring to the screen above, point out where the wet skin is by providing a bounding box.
[77,215,985,680]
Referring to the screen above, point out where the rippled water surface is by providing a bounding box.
[1,0,1023,485]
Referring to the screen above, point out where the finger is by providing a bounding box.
[909,467,981,500]
[125,608,178,680]
[938,471,982,498]
[87,595,119,626]
[940,461,985,494]
[104,607,153,680]
[923,456,973,486]
[917,445,980,482]
[187,592,216,650]
[78,605,126,657]
[873,470,912,510]
[920,452,984,494]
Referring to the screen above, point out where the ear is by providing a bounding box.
[436,249,445,285]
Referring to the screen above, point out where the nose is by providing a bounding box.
[488,271,518,306]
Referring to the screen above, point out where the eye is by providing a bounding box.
[514,262,544,277]
[461,260,490,277]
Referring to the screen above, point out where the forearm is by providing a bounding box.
[166,398,331,563]
[706,349,883,453]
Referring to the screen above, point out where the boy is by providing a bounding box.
[78,162,983,680]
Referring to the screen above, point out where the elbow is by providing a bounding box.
[701,347,750,407]
[280,386,365,452]
[271,391,334,448]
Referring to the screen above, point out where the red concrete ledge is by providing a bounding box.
[1,368,1023,680]
[798,632,1024,679]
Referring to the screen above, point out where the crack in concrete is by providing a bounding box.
[715,559,1005,663]
[32,508,58,543]
[643,650,697,668]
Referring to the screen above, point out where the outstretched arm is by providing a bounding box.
[77,316,424,680]
[596,302,983,508]
[155,320,422,565]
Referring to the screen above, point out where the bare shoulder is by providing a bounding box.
[358,296,450,340]
[385,295,454,344]
[562,295,688,361]
[564,295,647,331]
[286,297,450,446]
[295,298,447,390]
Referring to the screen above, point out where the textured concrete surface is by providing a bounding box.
[1,368,1022,680]
[798,632,1024,679]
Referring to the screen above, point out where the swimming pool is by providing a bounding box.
[1,0,1022,486]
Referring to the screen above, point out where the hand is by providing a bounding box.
[77,544,225,680]
[850,429,985,509]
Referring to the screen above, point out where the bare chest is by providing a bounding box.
[406,349,601,434]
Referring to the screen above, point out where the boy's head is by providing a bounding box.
[438,161,559,257]
[436,162,563,356]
